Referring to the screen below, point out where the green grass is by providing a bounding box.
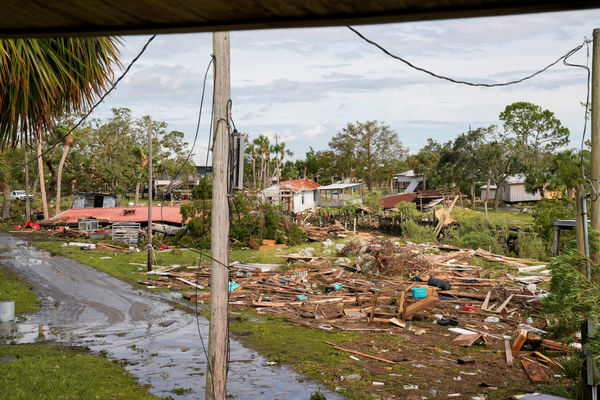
[0,344,158,399]
[32,239,343,286]
[0,266,39,315]
[449,206,534,228]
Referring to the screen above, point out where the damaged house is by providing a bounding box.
[262,177,321,214]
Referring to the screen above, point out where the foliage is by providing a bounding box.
[400,219,435,243]
[364,190,383,213]
[533,197,575,249]
[393,201,422,220]
[514,231,548,261]
[0,37,121,147]
[176,191,307,248]
[329,121,407,191]
[499,102,570,193]
[447,214,509,253]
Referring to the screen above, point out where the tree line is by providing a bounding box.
[253,101,579,210]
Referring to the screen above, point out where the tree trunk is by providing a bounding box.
[55,139,72,215]
[493,183,501,211]
[135,182,140,205]
[252,155,256,188]
[470,183,476,210]
[36,130,49,220]
[2,186,11,220]
[45,157,57,198]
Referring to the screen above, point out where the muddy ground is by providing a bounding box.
[0,231,343,399]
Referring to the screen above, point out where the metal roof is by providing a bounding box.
[1,1,598,37]
[319,183,362,190]
[51,205,184,225]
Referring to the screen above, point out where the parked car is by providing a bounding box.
[9,190,33,201]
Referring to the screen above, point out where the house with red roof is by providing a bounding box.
[262,177,321,214]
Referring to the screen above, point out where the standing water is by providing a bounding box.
[0,232,344,399]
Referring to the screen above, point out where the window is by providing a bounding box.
[301,192,305,205]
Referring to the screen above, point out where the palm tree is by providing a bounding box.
[0,38,121,219]
[252,135,270,189]
[0,158,10,219]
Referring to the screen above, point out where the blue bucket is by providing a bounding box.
[411,287,427,299]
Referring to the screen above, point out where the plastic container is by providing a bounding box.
[411,287,427,299]
[0,299,15,322]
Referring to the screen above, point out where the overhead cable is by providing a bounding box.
[347,25,585,88]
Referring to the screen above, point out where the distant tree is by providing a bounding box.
[329,121,406,191]
[499,102,569,193]
[438,127,490,205]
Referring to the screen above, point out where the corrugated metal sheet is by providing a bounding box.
[278,177,321,192]
[380,193,417,209]
[51,206,184,225]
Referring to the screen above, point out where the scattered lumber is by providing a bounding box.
[504,336,514,366]
[521,359,551,383]
[512,329,528,352]
[323,341,396,364]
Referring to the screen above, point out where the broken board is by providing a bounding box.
[521,359,551,383]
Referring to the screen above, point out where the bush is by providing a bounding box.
[514,231,548,261]
[393,201,422,220]
[400,219,435,243]
[533,197,574,247]
[447,214,509,254]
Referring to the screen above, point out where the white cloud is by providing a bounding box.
[95,9,600,162]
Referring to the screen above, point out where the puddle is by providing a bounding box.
[0,232,344,399]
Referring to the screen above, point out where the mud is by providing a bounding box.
[0,232,344,399]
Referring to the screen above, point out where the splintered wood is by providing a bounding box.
[138,238,564,371]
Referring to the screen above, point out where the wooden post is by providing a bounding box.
[206,31,230,400]
[147,118,153,272]
[24,149,30,221]
[592,28,600,264]
[576,184,586,259]
[552,223,560,257]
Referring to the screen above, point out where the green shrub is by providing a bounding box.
[447,214,509,254]
[394,201,421,220]
[533,197,574,247]
[400,219,435,243]
[514,231,548,261]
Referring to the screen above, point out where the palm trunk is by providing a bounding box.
[36,130,49,220]
[2,186,11,220]
[55,140,72,215]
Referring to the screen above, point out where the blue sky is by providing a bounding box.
[94,8,600,163]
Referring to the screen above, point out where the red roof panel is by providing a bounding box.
[380,193,416,209]
[278,177,321,192]
[51,206,185,225]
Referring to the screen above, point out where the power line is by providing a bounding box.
[347,25,586,88]
[0,34,157,174]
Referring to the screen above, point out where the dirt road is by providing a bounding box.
[0,232,343,399]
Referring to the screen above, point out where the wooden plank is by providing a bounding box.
[481,291,491,311]
[451,333,482,347]
[511,329,528,352]
[389,317,406,329]
[369,292,379,325]
[494,294,514,313]
[504,336,513,366]
[521,359,551,383]
[323,341,395,364]
[397,291,406,316]
[403,297,440,320]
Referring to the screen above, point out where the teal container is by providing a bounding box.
[411,287,427,299]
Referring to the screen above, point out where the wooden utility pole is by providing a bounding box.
[576,184,586,257]
[24,149,30,221]
[206,31,230,400]
[147,119,153,272]
[592,28,600,264]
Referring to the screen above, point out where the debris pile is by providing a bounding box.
[301,220,352,241]
[138,237,572,386]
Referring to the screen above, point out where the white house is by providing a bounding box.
[480,175,543,203]
[262,177,321,214]
[393,170,424,193]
